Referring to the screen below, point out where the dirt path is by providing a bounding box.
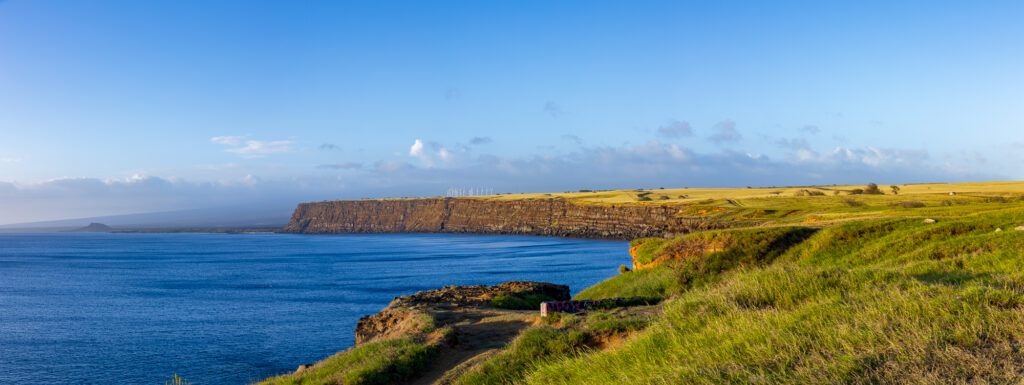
[405,309,535,385]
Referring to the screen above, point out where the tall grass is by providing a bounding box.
[521,212,1024,384]
[255,336,439,385]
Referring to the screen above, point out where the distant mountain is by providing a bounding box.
[67,222,114,232]
[0,204,294,232]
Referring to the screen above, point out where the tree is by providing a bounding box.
[890,185,901,195]
[864,183,883,195]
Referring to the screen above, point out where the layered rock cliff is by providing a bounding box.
[282,197,728,239]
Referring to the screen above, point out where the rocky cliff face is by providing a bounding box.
[282,198,727,239]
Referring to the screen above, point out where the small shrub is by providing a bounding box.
[843,198,865,207]
[490,293,555,310]
[890,185,901,195]
[849,189,864,195]
[795,189,825,196]
[618,265,631,274]
[891,201,925,208]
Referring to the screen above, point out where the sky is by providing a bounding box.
[1,0,1022,224]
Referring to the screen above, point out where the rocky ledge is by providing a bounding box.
[355,281,569,344]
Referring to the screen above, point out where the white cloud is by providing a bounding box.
[226,140,293,157]
[657,120,694,138]
[317,162,362,170]
[800,125,821,135]
[212,136,294,158]
[708,120,742,144]
[1,157,22,163]
[211,136,246,146]
[409,139,425,157]
[439,147,454,161]
[408,139,463,166]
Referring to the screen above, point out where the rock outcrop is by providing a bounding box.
[355,281,570,344]
[282,198,727,240]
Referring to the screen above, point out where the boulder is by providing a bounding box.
[1015,226,1024,231]
[995,228,1003,232]
[295,364,313,373]
[923,218,937,224]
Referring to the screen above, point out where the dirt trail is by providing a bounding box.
[407,310,535,385]
[353,282,569,385]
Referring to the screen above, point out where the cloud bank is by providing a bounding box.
[0,131,1002,224]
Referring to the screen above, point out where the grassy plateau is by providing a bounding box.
[255,181,1024,384]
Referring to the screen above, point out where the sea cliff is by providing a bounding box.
[281,197,726,239]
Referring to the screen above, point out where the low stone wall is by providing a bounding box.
[540,298,632,316]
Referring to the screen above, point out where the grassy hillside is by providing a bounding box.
[253,181,1024,384]
[523,208,1024,384]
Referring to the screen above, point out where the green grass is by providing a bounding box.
[579,227,817,300]
[518,208,1024,384]
[255,335,440,385]
[490,293,555,310]
[454,326,590,385]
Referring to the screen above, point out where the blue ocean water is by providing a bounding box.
[0,233,628,385]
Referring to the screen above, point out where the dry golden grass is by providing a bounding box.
[474,181,1024,205]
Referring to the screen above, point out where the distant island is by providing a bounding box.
[67,222,114,232]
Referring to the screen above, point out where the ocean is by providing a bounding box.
[0,232,628,384]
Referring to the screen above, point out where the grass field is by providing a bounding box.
[477,181,1024,205]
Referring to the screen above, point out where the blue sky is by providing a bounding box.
[1,1,1022,223]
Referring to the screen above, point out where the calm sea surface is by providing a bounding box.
[0,233,628,385]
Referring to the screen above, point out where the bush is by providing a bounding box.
[618,265,631,274]
[843,198,865,207]
[490,293,555,310]
[849,189,864,195]
[891,201,926,208]
[795,189,825,197]
[864,183,883,194]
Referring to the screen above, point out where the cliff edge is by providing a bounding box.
[282,197,726,239]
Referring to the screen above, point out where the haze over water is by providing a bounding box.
[0,233,628,385]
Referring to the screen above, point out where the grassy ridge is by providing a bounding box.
[578,227,817,300]
[522,209,1024,384]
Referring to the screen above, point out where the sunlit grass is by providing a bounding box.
[520,211,1024,384]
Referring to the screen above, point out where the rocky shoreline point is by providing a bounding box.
[325,281,569,384]
[355,281,570,344]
